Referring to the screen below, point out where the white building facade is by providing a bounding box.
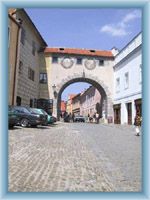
[113,33,142,125]
[80,86,101,117]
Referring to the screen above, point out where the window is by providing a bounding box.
[52,56,58,63]
[32,41,36,56]
[77,58,82,65]
[90,50,95,53]
[18,61,23,74]
[139,64,142,83]
[16,96,21,106]
[116,78,120,92]
[28,68,35,81]
[99,60,104,66]
[21,28,26,45]
[124,72,129,89]
[30,99,33,107]
[39,73,47,83]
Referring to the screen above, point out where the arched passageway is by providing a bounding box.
[56,77,112,120]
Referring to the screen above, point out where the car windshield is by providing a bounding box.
[40,109,48,115]
[29,108,42,114]
[9,106,31,114]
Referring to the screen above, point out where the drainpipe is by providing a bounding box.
[12,24,21,105]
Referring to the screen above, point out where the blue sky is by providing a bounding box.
[25,8,142,100]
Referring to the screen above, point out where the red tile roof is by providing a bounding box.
[44,47,114,58]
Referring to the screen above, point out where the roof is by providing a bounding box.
[68,94,77,100]
[72,93,81,100]
[44,47,114,58]
[115,32,142,58]
[10,8,47,47]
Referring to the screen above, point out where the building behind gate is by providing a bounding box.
[113,33,142,124]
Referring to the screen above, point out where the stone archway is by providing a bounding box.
[53,73,113,120]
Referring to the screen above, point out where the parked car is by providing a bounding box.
[74,115,85,122]
[9,106,47,127]
[30,108,56,125]
[49,115,56,124]
[64,114,70,122]
[41,109,56,124]
[28,108,48,125]
[8,108,20,128]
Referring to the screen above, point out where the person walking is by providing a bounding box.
[72,113,75,122]
[95,112,99,124]
[87,113,90,123]
[93,113,96,123]
[134,114,142,136]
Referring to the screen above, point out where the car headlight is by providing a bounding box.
[35,114,40,118]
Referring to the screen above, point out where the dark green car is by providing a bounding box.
[32,108,56,124]
[9,106,47,127]
[8,109,20,128]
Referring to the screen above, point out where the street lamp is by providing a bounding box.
[52,84,57,98]
[82,70,85,78]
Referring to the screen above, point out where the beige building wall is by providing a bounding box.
[8,14,20,105]
[15,10,47,106]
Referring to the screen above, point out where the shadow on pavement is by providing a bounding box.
[8,126,23,130]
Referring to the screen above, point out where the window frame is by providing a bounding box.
[32,41,36,56]
[21,27,26,45]
[28,67,35,81]
[99,59,104,66]
[52,56,58,63]
[124,72,129,89]
[39,73,47,84]
[116,77,120,93]
[77,58,82,65]
[18,60,23,74]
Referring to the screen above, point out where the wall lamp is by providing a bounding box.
[52,84,57,98]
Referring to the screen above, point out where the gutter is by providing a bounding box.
[12,24,21,105]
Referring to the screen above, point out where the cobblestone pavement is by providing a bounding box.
[8,122,142,192]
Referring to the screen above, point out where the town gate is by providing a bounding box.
[39,48,114,120]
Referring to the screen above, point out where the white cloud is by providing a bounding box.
[100,10,141,37]
[100,24,128,36]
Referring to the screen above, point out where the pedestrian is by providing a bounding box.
[134,114,142,136]
[95,112,99,124]
[69,113,72,122]
[93,113,96,123]
[72,113,75,122]
[87,113,90,123]
[89,115,93,123]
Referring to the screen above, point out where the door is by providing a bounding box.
[127,103,132,125]
[135,99,142,117]
[113,104,121,124]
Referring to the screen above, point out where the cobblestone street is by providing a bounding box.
[8,122,142,192]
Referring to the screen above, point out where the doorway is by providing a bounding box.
[127,102,132,125]
[113,104,121,124]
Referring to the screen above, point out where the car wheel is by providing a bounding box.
[20,118,29,127]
